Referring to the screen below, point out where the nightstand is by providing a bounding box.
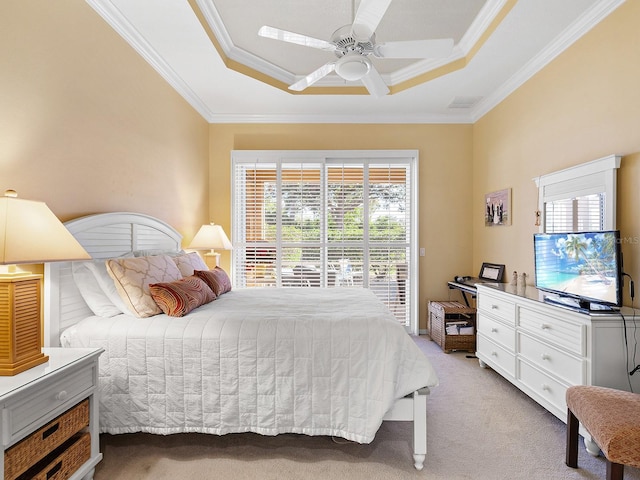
[0,347,103,480]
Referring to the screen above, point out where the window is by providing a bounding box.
[535,155,620,233]
[232,150,418,332]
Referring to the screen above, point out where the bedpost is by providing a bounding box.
[412,387,429,470]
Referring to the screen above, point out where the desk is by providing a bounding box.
[447,280,477,307]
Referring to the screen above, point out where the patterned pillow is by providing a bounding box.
[194,267,232,296]
[106,255,183,317]
[150,276,216,317]
[173,252,208,277]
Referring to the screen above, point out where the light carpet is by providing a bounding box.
[94,335,640,480]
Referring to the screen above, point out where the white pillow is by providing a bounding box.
[72,261,122,317]
[106,255,183,317]
[173,252,208,277]
[83,260,131,314]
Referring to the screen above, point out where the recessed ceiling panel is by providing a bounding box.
[211,0,487,77]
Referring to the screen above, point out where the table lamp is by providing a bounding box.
[0,190,91,375]
[188,223,232,268]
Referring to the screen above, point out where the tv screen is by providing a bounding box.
[533,230,622,309]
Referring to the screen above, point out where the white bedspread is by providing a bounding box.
[62,288,438,443]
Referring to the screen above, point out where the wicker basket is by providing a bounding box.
[428,301,476,353]
[5,400,89,480]
[15,433,91,480]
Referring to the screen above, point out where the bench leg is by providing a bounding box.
[607,461,623,480]
[566,408,579,468]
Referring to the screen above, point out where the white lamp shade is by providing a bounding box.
[0,192,91,264]
[188,223,232,251]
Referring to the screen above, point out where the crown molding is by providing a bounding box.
[86,0,217,122]
[207,112,474,124]
[470,0,626,122]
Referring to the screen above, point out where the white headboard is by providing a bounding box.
[44,212,183,346]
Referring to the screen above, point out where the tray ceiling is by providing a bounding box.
[85,0,625,123]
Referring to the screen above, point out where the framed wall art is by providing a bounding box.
[485,188,511,226]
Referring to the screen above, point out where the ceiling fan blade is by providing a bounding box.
[289,62,336,91]
[351,0,393,40]
[374,38,454,59]
[361,64,389,97]
[258,26,336,52]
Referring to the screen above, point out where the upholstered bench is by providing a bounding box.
[566,385,640,480]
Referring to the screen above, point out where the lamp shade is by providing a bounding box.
[0,190,91,264]
[188,223,232,251]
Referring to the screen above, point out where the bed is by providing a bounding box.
[44,212,438,470]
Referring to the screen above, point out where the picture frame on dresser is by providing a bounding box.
[479,262,505,282]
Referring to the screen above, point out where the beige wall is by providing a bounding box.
[473,0,640,306]
[0,1,210,243]
[210,124,474,328]
[8,0,636,329]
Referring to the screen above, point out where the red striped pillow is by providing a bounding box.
[149,276,216,317]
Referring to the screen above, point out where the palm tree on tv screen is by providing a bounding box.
[563,234,611,284]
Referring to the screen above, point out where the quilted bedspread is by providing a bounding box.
[62,288,438,443]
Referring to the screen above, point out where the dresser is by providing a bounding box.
[0,348,103,480]
[476,284,640,424]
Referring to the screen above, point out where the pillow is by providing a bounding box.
[194,267,232,296]
[72,261,122,317]
[106,255,183,317]
[150,276,216,317]
[72,257,132,317]
[173,252,208,277]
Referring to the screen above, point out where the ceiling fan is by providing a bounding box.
[258,0,454,97]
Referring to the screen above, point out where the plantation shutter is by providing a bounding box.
[232,160,278,287]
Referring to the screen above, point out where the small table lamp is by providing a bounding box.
[0,190,91,375]
[188,223,232,269]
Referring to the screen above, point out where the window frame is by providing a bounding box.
[534,154,621,232]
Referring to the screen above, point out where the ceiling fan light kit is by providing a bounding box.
[335,54,371,82]
[258,0,453,96]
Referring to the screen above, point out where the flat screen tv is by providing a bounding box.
[533,230,622,311]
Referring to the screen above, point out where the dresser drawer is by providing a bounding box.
[517,306,584,355]
[478,292,515,325]
[478,314,515,350]
[4,364,95,444]
[478,335,516,377]
[517,332,584,385]
[5,400,89,480]
[517,359,568,415]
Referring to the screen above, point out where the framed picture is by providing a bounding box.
[485,188,512,226]
[479,263,505,282]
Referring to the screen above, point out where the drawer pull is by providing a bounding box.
[47,461,62,479]
[491,304,499,310]
[42,422,60,440]
[541,323,551,330]
[491,351,498,357]
[541,353,551,361]
[491,327,498,333]
[55,390,68,402]
[542,384,550,391]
